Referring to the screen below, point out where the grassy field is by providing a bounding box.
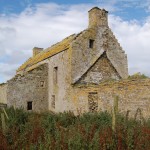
[0,107,150,150]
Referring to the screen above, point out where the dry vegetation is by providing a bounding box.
[0,107,150,150]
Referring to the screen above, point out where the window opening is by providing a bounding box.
[27,101,32,110]
[51,95,55,109]
[53,67,58,84]
[88,92,98,112]
[89,39,94,48]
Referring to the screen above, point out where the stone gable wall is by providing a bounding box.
[71,26,128,84]
[71,27,104,83]
[78,53,120,84]
[106,29,128,78]
[7,64,48,112]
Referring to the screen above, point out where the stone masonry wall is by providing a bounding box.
[71,79,150,118]
[0,83,7,104]
[48,49,72,113]
[71,26,128,84]
[78,53,120,84]
[7,64,48,112]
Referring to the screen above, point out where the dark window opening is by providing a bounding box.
[53,67,58,84]
[89,39,94,48]
[27,101,32,110]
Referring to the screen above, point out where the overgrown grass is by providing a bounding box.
[0,107,150,149]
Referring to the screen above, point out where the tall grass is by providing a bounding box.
[0,107,150,149]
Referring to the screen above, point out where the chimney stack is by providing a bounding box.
[88,7,108,28]
[33,47,43,57]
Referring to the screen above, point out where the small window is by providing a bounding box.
[27,101,32,110]
[53,67,58,84]
[51,95,55,109]
[89,39,94,48]
[40,81,45,87]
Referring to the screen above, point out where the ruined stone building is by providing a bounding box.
[0,7,150,118]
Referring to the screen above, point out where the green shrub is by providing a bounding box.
[128,72,149,79]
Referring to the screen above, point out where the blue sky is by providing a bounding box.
[1,0,149,20]
[0,0,150,82]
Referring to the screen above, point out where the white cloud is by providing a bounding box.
[0,2,150,83]
[0,3,91,82]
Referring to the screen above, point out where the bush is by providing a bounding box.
[128,72,149,79]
